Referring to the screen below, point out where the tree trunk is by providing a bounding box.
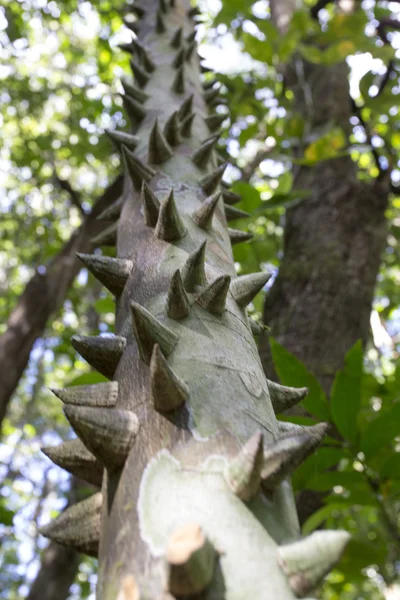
[40,2,350,598]
[0,176,123,431]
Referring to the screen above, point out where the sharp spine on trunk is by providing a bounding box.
[92,220,118,246]
[123,18,139,34]
[225,205,251,221]
[261,423,328,490]
[141,180,160,227]
[182,241,207,292]
[196,274,231,315]
[122,94,146,123]
[205,113,227,132]
[278,530,350,597]
[180,112,195,137]
[159,0,168,13]
[228,228,253,245]
[105,129,139,151]
[129,5,145,18]
[64,405,139,470]
[186,30,196,43]
[155,189,187,241]
[130,59,150,87]
[148,119,174,164]
[118,41,134,54]
[150,343,189,412]
[225,431,264,502]
[268,380,308,414]
[130,301,179,364]
[202,78,218,90]
[156,11,166,33]
[171,66,185,94]
[71,335,126,380]
[50,381,118,407]
[192,135,219,169]
[42,438,103,486]
[122,145,156,191]
[222,189,241,205]
[199,163,227,194]
[185,40,196,61]
[40,492,102,557]
[132,39,156,72]
[230,272,271,308]
[171,26,183,48]
[121,77,150,102]
[164,111,182,146]
[204,86,220,104]
[193,191,221,230]
[166,523,216,596]
[76,254,133,296]
[97,197,123,221]
[200,63,213,73]
[167,269,191,319]
[172,47,185,68]
[187,6,201,18]
[178,94,193,120]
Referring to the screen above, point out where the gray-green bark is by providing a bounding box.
[40,2,349,598]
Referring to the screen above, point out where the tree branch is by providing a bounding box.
[53,171,86,216]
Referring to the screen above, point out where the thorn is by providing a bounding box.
[185,40,196,61]
[129,5,145,18]
[172,47,185,69]
[50,381,118,407]
[187,6,201,18]
[268,381,308,414]
[71,335,126,379]
[180,112,195,137]
[118,41,134,54]
[200,64,213,74]
[222,189,241,205]
[199,163,227,194]
[192,191,221,230]
[166,523,216,596]
[40,493,102,557]
[228,228,253,245]
[182,241,207,292]
[141,48,156,73]
[141,180,160,227]
[202,78,218,90]
[159,0,168,13]
[64,406,139,470]
[209,95,227,109]
[105,129,139,151]
[155,190,187,241]
[204,86,220,104]
[261,422,329,490]
[156,11,166,33]
[164,111,182,146]
[196,274,230,315]
[122,145,156,191]
[230,272,271,307]
[185,30,196,43]
[77,254,132,296]
[91,221,118,246]
[96,197,123,221]
[278,530,350,597]
[205,113,227,132]
[171,26,183,48]
[192,135,219,169]
[225,431,264,502]
[148,119,174,164]
[130,301,179,364]
[171,66,185,94]
[178,94,193,120]
[150,343,189,412]
[130,59,150,87]
[121,77,150,102]
[42,439,103,486]
[123,18,139,34]
[122,94,146,123]
[166,269,190,320]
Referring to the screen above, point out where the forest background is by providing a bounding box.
[1,0,400,598]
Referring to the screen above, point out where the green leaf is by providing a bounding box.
[330,340,363,444]
[270,338,330,420]
[94,297,115,314]
[302,503,343,535]
[68,372,107,386]
[360,402,400,459]
[292,446,347,490]
[380,453,400,481]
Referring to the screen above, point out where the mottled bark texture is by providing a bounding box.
[0,176,123,431]
[40,2,350,598]
[260,54,389,396]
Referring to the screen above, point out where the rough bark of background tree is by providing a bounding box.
[0,175,123,432]
[39,1,350,598]
[262,0,390,524]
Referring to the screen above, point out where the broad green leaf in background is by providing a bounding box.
[359,401,400,459]
[330,340,363,444]
[270,338,330,420]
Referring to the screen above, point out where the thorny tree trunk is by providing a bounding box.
[40,2,350,598]
[0,176,122,432]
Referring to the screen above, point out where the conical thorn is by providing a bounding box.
[167,270,190,320]
[196,274,231,315]
[150,343,189,412]
[130,301,179,364]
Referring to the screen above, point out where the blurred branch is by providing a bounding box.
[53,171,86,216]
[241,147,273,182]
[351,98,387,178]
